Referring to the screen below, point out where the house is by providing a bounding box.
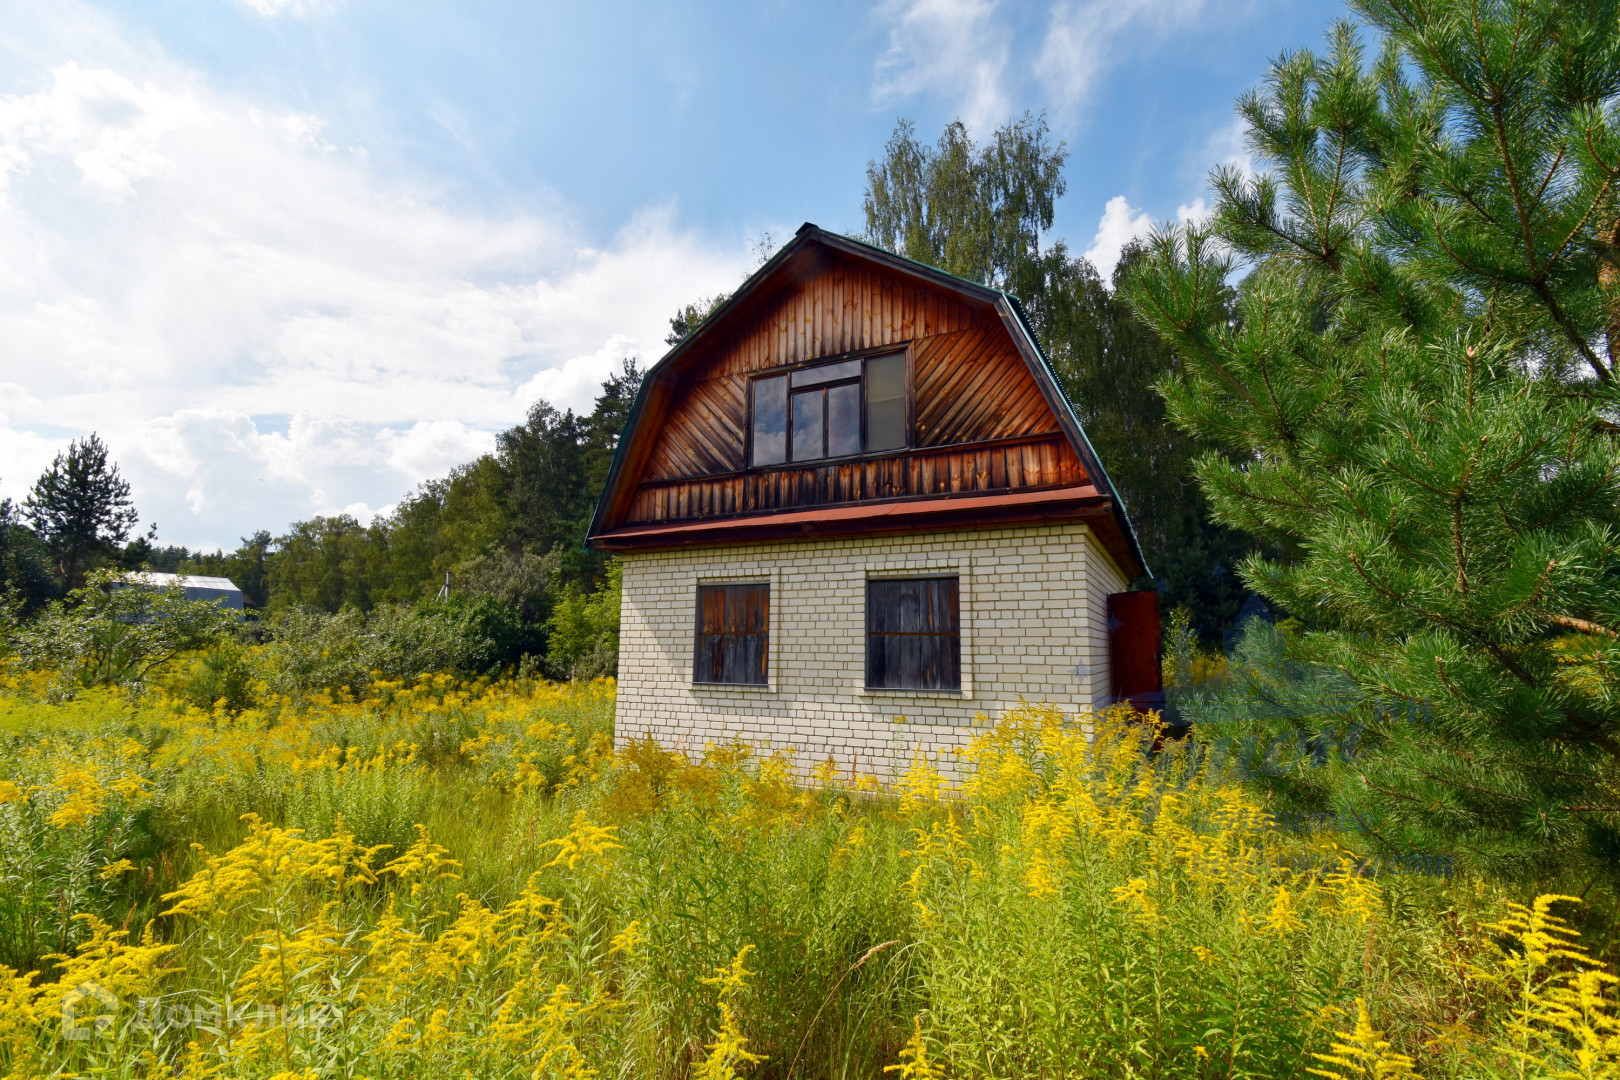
[120,572,245,612]
[588,224,1156,777]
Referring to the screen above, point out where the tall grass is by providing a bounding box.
[0,664,1618,1078]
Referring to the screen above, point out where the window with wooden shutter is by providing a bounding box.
[865,577,960,690]
[694,583,770,685]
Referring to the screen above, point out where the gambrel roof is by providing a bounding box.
[588,224,1148,579]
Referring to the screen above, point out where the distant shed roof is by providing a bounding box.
[119,572,246,611]
[124,572,242,592]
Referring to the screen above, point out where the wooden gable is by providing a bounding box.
[589,227,1146,578]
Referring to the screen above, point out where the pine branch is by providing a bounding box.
[1546,615,1618,638]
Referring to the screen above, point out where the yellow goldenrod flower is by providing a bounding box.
[884,1016,944,1080]
[541,812,623,872]
[1306,998,1420,1079]
[1262,885,1308,935]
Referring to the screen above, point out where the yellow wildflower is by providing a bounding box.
[695,945,765,1080]
[609,921,644,958]
[98,858,136,881]
[1262,885,1308,935]
[1111,877,1161,928]
[379,824,463,896]
[1307,998,1420,1079]
[884,1016,944,1080]
[541,812,623,872]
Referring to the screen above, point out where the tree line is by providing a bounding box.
[0,362,642,678]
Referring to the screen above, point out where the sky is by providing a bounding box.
[0,0,1345,552]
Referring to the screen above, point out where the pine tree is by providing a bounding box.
[24,433,139,590]
[1127,2,1620,879]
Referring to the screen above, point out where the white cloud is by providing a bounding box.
[873,0,1011,133]
[1081,193,1215,283]
[1036,0,1206,117]
[234,0,341,19]
[1175,196,1211,224]
[0,384,44,426]
[1081,195,1153,282]
[378,421,497,485]
[1202,114,1255,179]
[0,45,747,549]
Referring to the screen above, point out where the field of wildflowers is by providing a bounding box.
[1,658,1618,1079]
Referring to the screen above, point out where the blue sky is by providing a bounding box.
[0,0,1344,550]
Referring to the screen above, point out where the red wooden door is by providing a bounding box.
[1108,590,1163,716]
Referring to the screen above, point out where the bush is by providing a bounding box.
[170,640,262,714]
[4,570,240,697]
[545,559,620,680]
[260,594,540,698]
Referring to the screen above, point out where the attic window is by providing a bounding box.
[749,352,908,467]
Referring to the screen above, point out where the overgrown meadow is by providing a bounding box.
[2,658,1619,1079]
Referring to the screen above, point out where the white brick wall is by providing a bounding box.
[615,522,1129,781]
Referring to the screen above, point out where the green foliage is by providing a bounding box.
[1169,617,1367,778]
[268,513,388,612]
[258,595,537,699]
[452,546,562,624]
[0,496,57,613]
[864,113,1069,319]
[546,558,621,680]
[23,433,139,589]
[1126,2,1620,880]
[5,570,241,696]
[666,293,731,346]
[172,640,261,714]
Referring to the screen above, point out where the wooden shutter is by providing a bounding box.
[866,577,960,690]
[694,583,769,684]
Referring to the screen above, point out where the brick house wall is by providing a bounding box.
[614,521,1128,781]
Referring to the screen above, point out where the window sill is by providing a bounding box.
[857,686,971,699]
[690,681,777,694]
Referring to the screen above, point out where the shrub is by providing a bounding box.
[545,559,620,680]
[4,570,240,696]
[261,595,538,699]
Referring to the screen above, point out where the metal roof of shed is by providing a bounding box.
[122,572,242,592]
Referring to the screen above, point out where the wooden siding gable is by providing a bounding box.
[588,225,1148,579]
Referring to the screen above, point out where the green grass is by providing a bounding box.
[0,672,1616,1079]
